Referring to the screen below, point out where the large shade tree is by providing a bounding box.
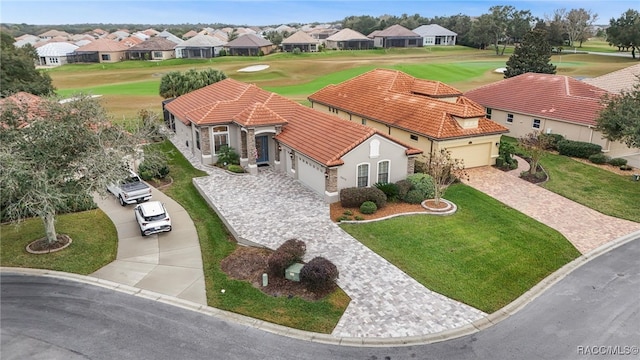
[596,77,640,149]
[504,28,557,78]
[0,31,55,98]
[606,9,640,58]
[159,68,227,99]
[471,5,534,55]
[0,95,154,247]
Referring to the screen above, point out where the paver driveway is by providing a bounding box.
[171,138,485,338]
[464,166,640,254]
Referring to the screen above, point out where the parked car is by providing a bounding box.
[134,201,172,236]
[107,170,152,206]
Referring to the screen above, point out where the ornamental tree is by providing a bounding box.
[504,28,557,78]
[596,77,640,149]
[423,149,468,206]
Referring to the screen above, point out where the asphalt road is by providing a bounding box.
[2,237,638,360]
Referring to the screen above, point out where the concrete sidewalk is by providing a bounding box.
[91,188,206,305]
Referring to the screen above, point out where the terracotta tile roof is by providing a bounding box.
[128,37,176,51]
[374,24,420,38]
[120,36,144,47]
[464,73,609,127]
[225,34,272,48]
[182,30,198,39]
[75,38,128,52]
[582,63,640,94]
[0,92,44,128]
[281,31,319,44]
[165,78,421,166]
[327,28,371,41]
[309,69,507,140]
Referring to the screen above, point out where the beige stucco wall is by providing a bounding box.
[98,50,125,63]
[152,50,176,60]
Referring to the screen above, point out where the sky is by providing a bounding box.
[1,0,637,26]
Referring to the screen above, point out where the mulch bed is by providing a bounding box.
[26,234,72,253]
[330,201,428,222]
[220,247,334,301]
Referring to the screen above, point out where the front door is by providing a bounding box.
[256,135,269,164]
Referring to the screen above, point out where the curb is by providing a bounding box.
[3,231,637,347]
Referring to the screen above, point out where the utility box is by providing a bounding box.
[285,263,304,282]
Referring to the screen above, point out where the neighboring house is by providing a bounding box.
[582,63,640,94]
[224,34,275,56]
[281,31,319,52]
[368,24,422,48]
[175,34,225,58]
[38,29,70,40]
[274,24,296,33]
[142,28,160,37]
[163,78,422,202]
[0,92,44,129]
[157,30,184,45]
[73,38,128,63]
[309,69,508,168]
[182,30,198,39]
[36,42,78,66]
[127,37,177,60]
[325,28,374,50]
[106,30,131,42]
[120,36,144,48]
[413,24,457,46]
[465,72,639,160]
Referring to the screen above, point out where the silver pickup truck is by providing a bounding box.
[107,170,152,206]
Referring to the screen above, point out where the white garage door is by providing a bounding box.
[296,156,325,196]
[447,143,492,168]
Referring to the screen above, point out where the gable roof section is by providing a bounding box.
[281,31,319,44]
[75,38,128,52]
[464,73,609,127]
[326,28,371,41]
[225,34,273,48]
[36,42,78,57]
[582,63,640,94]
[413,24,457,36]
[177,34,225,47]
[129,37,177,51]
[374,24,420,38]
[309,69,506,140]
[165,78,420,166]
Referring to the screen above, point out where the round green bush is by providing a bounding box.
[608,158,628,167]
[407,173,435,199]
[395,179,413,199]
[588,153,608,164]
[359,201,377,214]
[226,164,244,173]
[404,189,424,204]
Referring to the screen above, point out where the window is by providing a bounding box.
[532,119,541,129]
[486,108,492,119]
[410,134,419,141]
[361,118,367,125]
[328,106,339,114]
[357,163,369,188]
[153,51,162,58]
[195,129,201,150]
[101,54,110,61]
[506,113,513,124]
[213,126,229,154]
[48,57,59,64]
[377,161,390,184]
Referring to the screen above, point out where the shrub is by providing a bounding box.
[620,165,633,171]
[375,182,399,201]
[300,257,339,293]
[539,133,565,150]
[343,210,353,216]
[404,189,424,204]
[267,239,306,278]
[608,158,628,167]
[339,187,387,208]
[496,141,518,170]
[588,153,609,164]
[406,173,435,199]
[218,49,227,56]
[395,179,413,200]
[226,164,244,173]
[359,201,377,214]
[292,47,301,55]
[138,155,170,181]
[336,215,351,222]
[216,146,240,166]
[354,215,365,221]
[557,140,602,159]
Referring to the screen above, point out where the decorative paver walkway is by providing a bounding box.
[464,164,640,254]
[171,138,486,338]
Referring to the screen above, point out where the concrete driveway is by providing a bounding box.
[91,187,206,305]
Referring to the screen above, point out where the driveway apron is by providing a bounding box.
[91,187,206,305]
[171,138,486,338]
[464,166,640,254]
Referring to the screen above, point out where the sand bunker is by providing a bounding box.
[237,64,270,72]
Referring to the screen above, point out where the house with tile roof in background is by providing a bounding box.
[73,38,128,63]
[325,28,374,50]
[412,24,457,46]
[175,34,225,58]
[126,37,177,60]
[368,24,422,48]
[224,34,275,56]
[309,69,508,168]
[163,78,422,202]
[281,31,319,52]
[35,42,78,66]
[464,72,639,164]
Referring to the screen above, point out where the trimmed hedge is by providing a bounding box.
[359,201,377,214]
[340,187,387,208]
[557,140,602,159]
[300,257,339,292]
[267,239,306,278]
[608,158,628,167]
[588,153,609,164]
[404,189,424,204]
[407,173,435,199]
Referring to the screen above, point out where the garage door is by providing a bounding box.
[296,156,325,196]
[447,143,492,168]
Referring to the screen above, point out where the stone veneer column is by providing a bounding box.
[326,167,338,193]
[247,128,257,175]
[407,157,416,174]
[200,127,211,156]
[240,131,248,158]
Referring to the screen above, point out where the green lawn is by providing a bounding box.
[148,140,349,333]
[340,184,580,313]
[0,210,118,275]
[540,154,640,223]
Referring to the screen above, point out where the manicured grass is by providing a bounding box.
[148,140,349,333]
[340,184,580,313]
[0,210,118,275]
[540,154,640,223]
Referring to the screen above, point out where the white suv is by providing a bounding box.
[134,201,172,236]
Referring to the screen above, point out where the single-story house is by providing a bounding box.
[224,34,275,56]
[583,63,640,94]
[36,42,78,66]
[175,34,225,58]
[38,29,70,40]
[127,37,176,60]
[73,38,128,63]
[368,24,422,48]
[163,78,422,203]
[413,24,457,46]
[309,69,508,168]
[464,72,638,160]
[281,31,319,52]
[157,30,184,45]
[325,28,374,50]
